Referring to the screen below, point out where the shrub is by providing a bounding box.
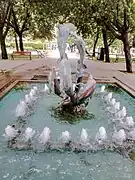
[7,42,46,50]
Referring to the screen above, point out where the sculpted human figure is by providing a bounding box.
[54,23,96,113]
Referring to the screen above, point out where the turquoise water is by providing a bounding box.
[0,83,135,180]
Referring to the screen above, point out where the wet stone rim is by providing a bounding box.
[0,77,134,101]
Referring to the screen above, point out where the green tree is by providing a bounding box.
[27,0,135,72]
[8,29,19,51]
[55,0,135,72]
[9,0,32,51]
[0,0,12,59]
[92,28,100,57]
[30,2,56,40]
[92,0,135,72]
[9,0,58,50]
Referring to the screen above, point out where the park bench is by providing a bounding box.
[36,50,47,58]
[11,51,32,60]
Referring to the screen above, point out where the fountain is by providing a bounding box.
[114,102,120,111]
[48,66,57,92]
[125,116,134,128]
[72,83,76,92]
[49,23,96,114]
[15,100,27,118]
[80,128,89,145]
[24,127,35,141]
[3,123,135,151]
[105,92,113,102]
[30,88,36,95]
[100,85,105,93]
[29,89,37,101]
[1,23,135,180]
[33,86,38,92]
[25,94,32,104]
[39,127,51,145]
[3,125,18,140]
[60,131,71,144]
[106,98,116,112]
[4,24,134,151]
[110,98,116,106]
[44,84,50,93]
[117,106,127,119]
[112,129,126,145]
[95,127,107,144]
[127,128,135,140]
[2,86,135,163]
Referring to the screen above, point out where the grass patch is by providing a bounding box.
[111,57,135,63]
[129,151,135,161]
[92,56,135,63]
[51,107,95,125]
[14,83,28,91]
[105,84,122,94]
[111,58,125,63]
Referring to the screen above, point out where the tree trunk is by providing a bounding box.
[15,34,19,51]
[92,32,99,57]
[0,34,8,59]
[122,32,132,73]
[133,36,135,48]
[19,34,24,51]
[102,29,110,62]
[99,48,104,61]
[70,45,73,52]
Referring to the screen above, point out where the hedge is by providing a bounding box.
[6,42,46,50]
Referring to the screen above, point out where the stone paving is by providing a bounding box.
[0,52,135,96]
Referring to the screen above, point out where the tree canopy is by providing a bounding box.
[0,0,135,72]
[45,0,135,72]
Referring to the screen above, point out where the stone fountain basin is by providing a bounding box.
[0,82,135,180]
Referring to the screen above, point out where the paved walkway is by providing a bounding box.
[0,52,135,95]
[85,60,135,95]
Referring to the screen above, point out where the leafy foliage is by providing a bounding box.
[105,84,122,94]
[129,151,135,161]
[30,3,55,40]
[11,0,32,33]
[6,41,45,50]
[14,83,28,91]
[1,0,135,68]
